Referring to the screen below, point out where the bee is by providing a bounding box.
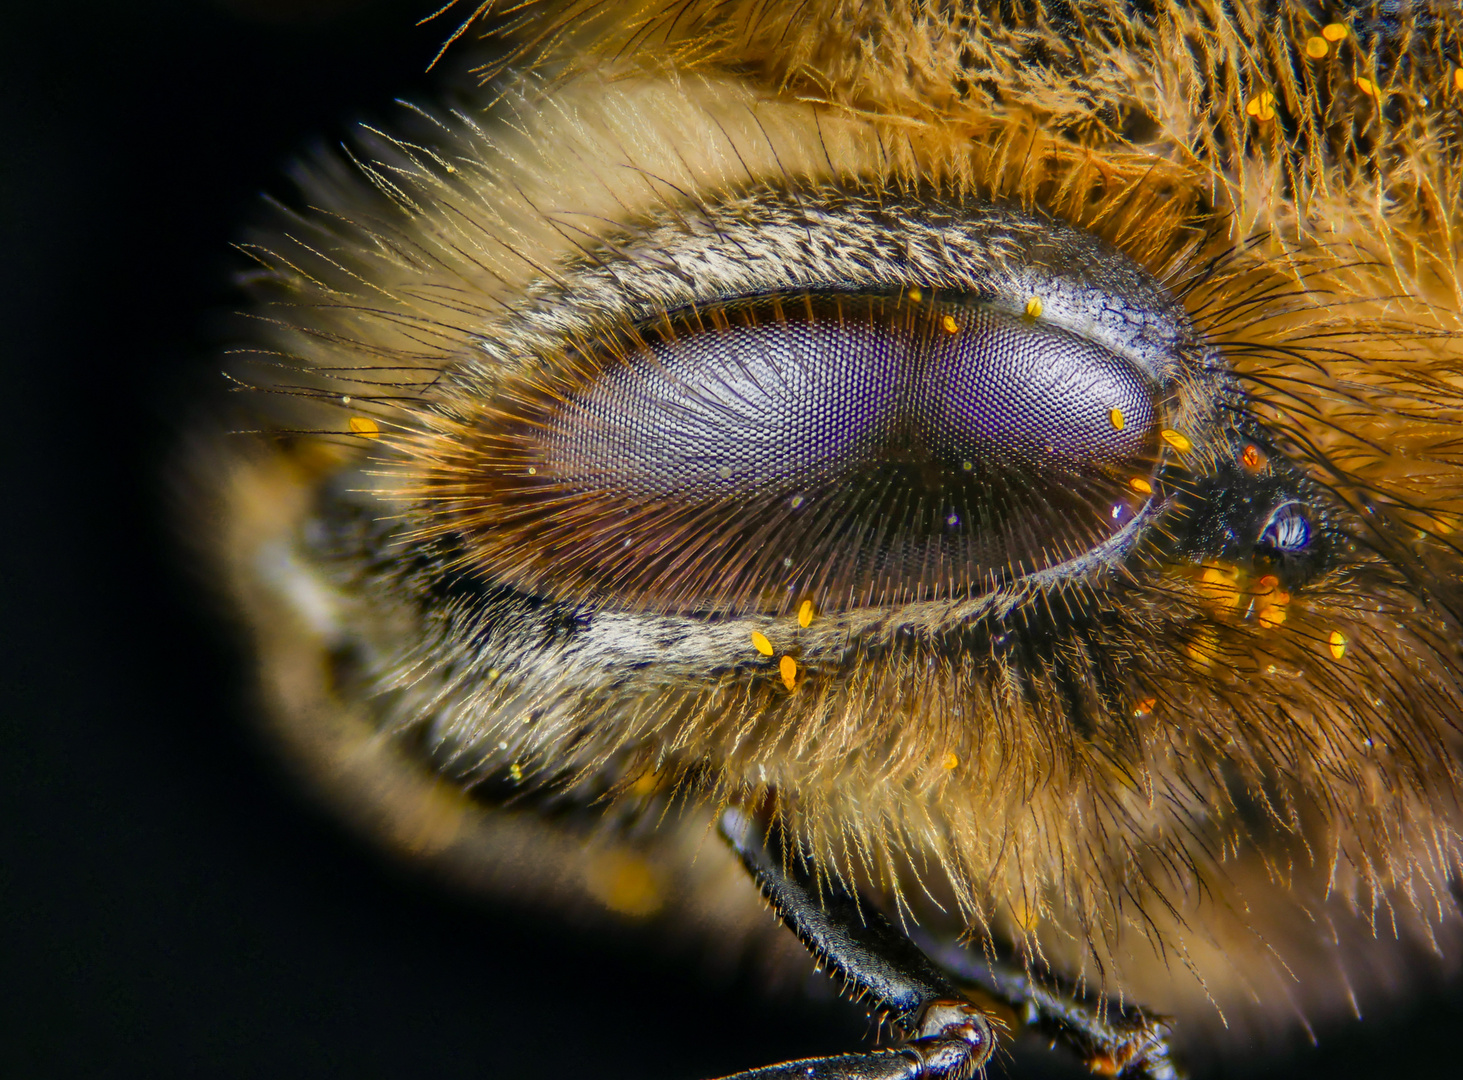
[203,2,1463,1076]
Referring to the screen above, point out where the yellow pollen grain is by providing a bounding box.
[508,762,523,782]
[1109,408,1125,431]
[1329,630,1348,660]
[1356,77,1377,97]
[348,415,380,438]
[942,751,960,770]
[1024,295,1044,319]
[907,286,923,302]
[1186,626,1218,668]
[1129,477,1153,494]
[941,313,959,334]
[1245,89,1276,121]
[1160,429,1192,453]
[1199,563,1244,608]
[1305,36,1328,59]
[1201,567,1232,589]
[1257,605,1287,629]
[1454,67,1463,93]
[1133,697,1157,718]
[779,655,798,690]
[1322,22,1349,43]
[798,600,814,628]
[750,631,774,656]
[583,850,663,918]
[1011,895,1040,933]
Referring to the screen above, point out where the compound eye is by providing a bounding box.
[468,292,1164,614]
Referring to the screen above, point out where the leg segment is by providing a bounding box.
[712,810,993,1080]
[916,933,1180,1080]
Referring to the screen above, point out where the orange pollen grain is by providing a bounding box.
[942,751,960,770]
[1454,68,1463,93]
[1241,444,1264,470]
[1245,90,1277,121]
[779,655,798,690]
[750,631,774,656]
[1355,77,1377,97]
[1129,477,1153,494]
[798,600,814,628]
[1322,22,1349,42]
[1305,36,1328,58]
[941,314,959,334]
[1133,697,1157,717]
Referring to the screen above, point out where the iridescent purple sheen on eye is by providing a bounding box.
[523,292,1163,612]
[923,309,1154,470]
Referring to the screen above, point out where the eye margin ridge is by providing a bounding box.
[384,183,1223,623]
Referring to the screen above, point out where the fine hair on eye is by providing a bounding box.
[389,185,1220,622]
[202,4,1463,1076]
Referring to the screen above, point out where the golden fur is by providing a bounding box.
[207,0,1463,1066]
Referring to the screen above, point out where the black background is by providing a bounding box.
[4,1,1462,1077]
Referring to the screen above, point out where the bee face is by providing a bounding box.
[208,1,1463,1072]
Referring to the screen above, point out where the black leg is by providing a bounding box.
[714,1049,964,1080]
[712,810,994,1080]
[916,931,1180,1080]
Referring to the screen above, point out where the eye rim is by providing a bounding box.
[444,186,1205,396]
[393,184,1218,623]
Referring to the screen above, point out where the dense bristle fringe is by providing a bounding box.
[226,0,1463,1039]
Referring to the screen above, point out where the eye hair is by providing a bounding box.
[295,227,1463,1031]
[224,54,1224,442]
[210,11,1463,1045]
[341,480,1463,990]
[372,186,1214,621]
[233,120,1463,670]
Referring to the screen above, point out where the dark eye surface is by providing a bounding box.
[471,291,1163,614]
[1257,501,1311,553]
